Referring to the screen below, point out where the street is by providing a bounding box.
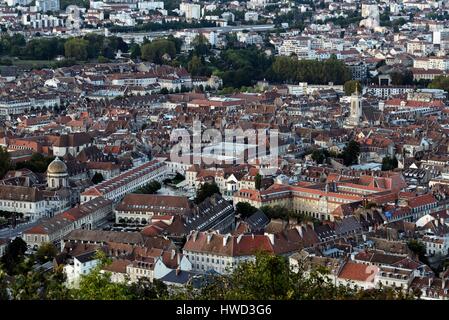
[0,220,40,240]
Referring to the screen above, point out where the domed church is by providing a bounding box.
[47,157,69,189]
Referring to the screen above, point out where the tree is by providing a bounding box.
[141,39,176,64]
[135,181,161,194]
[35,242,57,264]
[130,43,141,59]
[1,237,28,275]
[344,80,361,96]
[260,205,291,220]
[341,140,360,166]
[91,172,104,184]
[187,55,203,76]
[390,70,413,85]
[195,182,220,204]
[311,149,330,164]
[382,156,398,171]
[15,153,54,173]
[0,146,11,179]
[127,278,168,300]
[0,267,8,300]
[429,75,449,92]
[192,34,211,56]
[407,240,426,261]
[10,266,71,300]
[64,38,89,61]
[255,173,262,190]
[235,202,258,219]
[72,250,131,300]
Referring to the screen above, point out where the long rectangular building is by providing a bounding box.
[80,160,167,203]
[234,173,406,221]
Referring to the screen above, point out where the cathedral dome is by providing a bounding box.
[47,157,68,175]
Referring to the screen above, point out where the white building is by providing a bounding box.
[36,0,60,12]
[244,11,259,22]
[179,2,201,20]
[64,251,100,288]
[0,185,48,221]
[183,231,296,274]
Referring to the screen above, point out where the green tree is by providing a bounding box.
[187,55,203,76]
[141,39,176,64]
[0,146,11,179]
[255,173,262,190]
[15,153,55,173]
[381,156,398,171]
[60,0,89,9]
[10,266,71,300]
[429,75,449,92]
[64,38,89,61]
[127,278,168,300]
[344,80,361,95]
[160,87,169,94]
[0,267,8,300]
[390,70,414,85]
[135,181,161,194]
[91,172,104,184]
[72,250,130,300]
[35,242,57,264]
[311,149,330,164]
[407,240,426,261]
[341,140,360,166]
[130,43,141,59]
[260,205,291,220]
[192,34,211,56]
[235,202,258,219]
[1,237,28,275]
[195,182,221,204]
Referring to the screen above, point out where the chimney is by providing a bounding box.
[222,234,230,246]
[177,253,181,265]
[265,233,274,245]
[441,218,445,226]
[176,268,180,276]
[295,226,303,238]
[207,233,212,244]
[171,249,176,260]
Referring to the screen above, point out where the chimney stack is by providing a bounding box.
[222,234,230,246]
[295,226,303,238]
[265,233,275,245]
[176,268,180,276]
[207,233,212,244]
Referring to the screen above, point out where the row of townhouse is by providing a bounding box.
[22,196,113,250]
[0,95,61,116]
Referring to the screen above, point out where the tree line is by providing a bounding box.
[0,33,128,62]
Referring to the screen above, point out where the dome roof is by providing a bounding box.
[47,157,68,175]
